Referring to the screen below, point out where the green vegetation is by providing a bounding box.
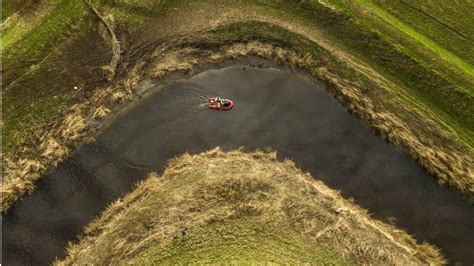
[3,67,79,154]
[254,0,473,147]
[372,0,474,65]
[205,21,327,57]
[3,1,87,81]
[92,0,165,29]
[2,0,90,154]
[134,219,347,264]
[1,0,174,155]
[2,0,32,21]
[57,149,443,265]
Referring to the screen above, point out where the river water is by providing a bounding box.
[3,66,473,265]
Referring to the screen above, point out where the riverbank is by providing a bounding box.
[3,1,472,213]
[56,148,444,265]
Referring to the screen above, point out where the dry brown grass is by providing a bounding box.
[92,105,111,120]
[1,81,134,212]
[56,148,445,265]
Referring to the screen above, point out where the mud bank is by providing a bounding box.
[3,66,473,265]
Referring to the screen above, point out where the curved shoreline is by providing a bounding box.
[3,36,473,213]
[4,64,473,264]
[2,1,472,264]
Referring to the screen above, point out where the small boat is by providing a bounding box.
[208,97,234,111]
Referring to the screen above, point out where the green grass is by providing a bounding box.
[3,1,87,75]
[361,0,473,82]
[2,3,13,21]
[2,0,92,155]
[329,0,474,96]
[1,0,26,21]
[96,0,157,29]
[205,21,326,55]
[372,0,474,65]
[133,218,348,265]
[0,0,179,156]
[254,0,474,147]
[2,67,74,154]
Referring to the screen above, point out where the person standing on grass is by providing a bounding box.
[182,226,187,238]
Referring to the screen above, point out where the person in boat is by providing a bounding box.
[215,97,223,108]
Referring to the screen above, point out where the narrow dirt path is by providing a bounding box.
[83,0,121,80]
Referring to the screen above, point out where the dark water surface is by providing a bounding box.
[3,67,473,265]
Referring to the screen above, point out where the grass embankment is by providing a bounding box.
[3,1,87,84]
[361,0,474,66]
[2,0,91,155]
[257,0,474,147]
[1,0,168,156]
[328,0,474,83]
[57,149,444,265]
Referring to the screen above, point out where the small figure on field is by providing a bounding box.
[182,226,187,238]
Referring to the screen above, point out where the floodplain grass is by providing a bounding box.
[373,0,474,65]
[133,219,348,265]
[56,149,444,265]
[255,0,474,147]
[3,0,87,82]
[338,0,474,94]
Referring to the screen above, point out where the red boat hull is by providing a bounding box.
[208,97,234,110]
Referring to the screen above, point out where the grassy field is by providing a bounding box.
[360,1,474,91]
[3,1,88,83]
[320,0,474,143]
[256,0,474,147]
[133,219,347,264]
[56,149,443,265]
[1,0,169,155]
[372,0,474,65]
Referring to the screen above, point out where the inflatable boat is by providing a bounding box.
[208,97,234,111]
